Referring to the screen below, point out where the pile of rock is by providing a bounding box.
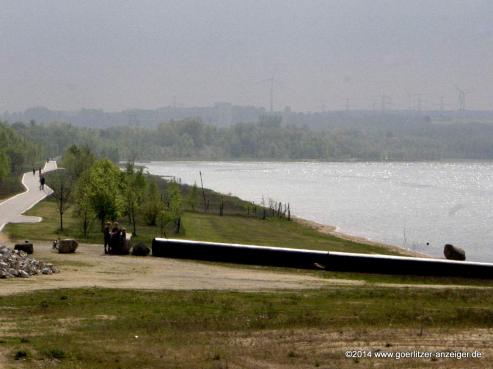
[0,245,59,278]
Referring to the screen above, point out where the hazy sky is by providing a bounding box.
[1,0,492,112]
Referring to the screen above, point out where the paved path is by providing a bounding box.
[0,161,58,232]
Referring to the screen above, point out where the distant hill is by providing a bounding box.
[2,105,493,130]
[1,104,266,129]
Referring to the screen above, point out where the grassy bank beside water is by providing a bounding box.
[4,198,401,256]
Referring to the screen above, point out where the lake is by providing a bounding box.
[140,161,493,263]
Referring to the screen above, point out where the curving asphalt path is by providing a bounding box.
[0,161,57,232]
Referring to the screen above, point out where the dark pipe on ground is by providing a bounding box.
[152,238,493,279]
[152,238,327,269]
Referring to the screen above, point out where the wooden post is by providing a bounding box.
[199,171,207,212]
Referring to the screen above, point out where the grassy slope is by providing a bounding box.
[1,288,492,368]
[7,195,493,287]
[4,198,402,255]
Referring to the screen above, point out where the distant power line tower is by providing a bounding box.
[416,94,423,112]
[265,77,275,112]
[454,85,472,112]
[261,74,281,113]
[380,95,392,112]
[405,91,425,112]
[127,113,139,127]
[457,89,466,112]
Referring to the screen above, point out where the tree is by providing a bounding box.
[0,152,10,182]
[187,182,199,211]
[73,170,94,238]
[168,181,183,234]
[49,171,73,231]
[143,179,161,226]
[86,159,124,230]
[123,162,146,236]
[62,145,96,179]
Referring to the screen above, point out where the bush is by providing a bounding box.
[48,348,66,359]
[14,350,28,360]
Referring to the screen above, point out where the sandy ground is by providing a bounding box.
[1,241,491,297]
[226,327,493,369]
[0,242,356,296]
[294,217,429,257]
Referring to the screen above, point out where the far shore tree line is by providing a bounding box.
[8,116,493,163]
[48,145,291,241]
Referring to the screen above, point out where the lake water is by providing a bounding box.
[140,161,493,263]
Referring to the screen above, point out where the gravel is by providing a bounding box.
[0,245,58,278]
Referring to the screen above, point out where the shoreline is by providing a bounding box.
[141,163,431,259]
[293,216,430,258]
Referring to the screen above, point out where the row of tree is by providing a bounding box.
[10,117,493,162]
[51,145,184,239]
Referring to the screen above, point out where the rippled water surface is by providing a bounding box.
[141,161,493,262]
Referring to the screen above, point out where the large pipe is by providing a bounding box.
[152,238,493,279]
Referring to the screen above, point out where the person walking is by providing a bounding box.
[39,175,45,190]
[32,167,35,176]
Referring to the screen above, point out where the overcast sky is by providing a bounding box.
[1,0,492,112]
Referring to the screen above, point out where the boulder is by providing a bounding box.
[14,241,33,254]
[444,244,466,261]
[131,242,150,256]
[57,239,78,254]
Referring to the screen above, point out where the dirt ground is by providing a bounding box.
[224,327,493,368]
[1,242,492,368]
[1,241,491,296]
[0,241,356,295]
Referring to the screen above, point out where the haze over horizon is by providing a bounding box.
[1,0,492,113]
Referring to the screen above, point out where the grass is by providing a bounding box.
[6,196,493,286]
[4,197,403,256]
[0,288,492,368]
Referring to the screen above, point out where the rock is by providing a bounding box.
[0,244,59,278]
[0,270,10,278]
[131,242,150,256]
[444,244,466,261]
[14,241,33,254]
[19,270,29,278]
[57,239,78,254]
